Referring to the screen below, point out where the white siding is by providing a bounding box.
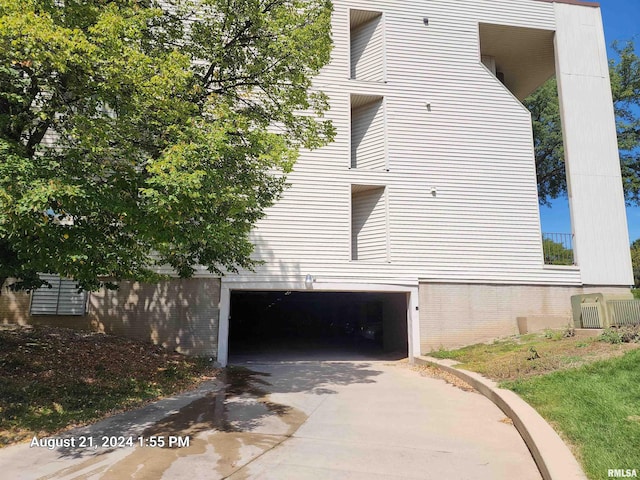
[351,96,386,169]
[350,10,384,82]
[352,186,387,260]
[554,3,634,286]
[30,275,62,315]
[222,0,625,288]
[30,274,86,316]
[56,280,86,315]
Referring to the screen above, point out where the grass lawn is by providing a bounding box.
[505,350,640,480]
[430,331,639,381]
[0,325,218,447]
[431,331,640,480]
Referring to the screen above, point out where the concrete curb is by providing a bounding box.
[414,356,587,480]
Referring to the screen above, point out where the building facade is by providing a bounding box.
[1,0,634,365]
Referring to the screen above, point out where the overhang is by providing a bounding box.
[479,23,556,101]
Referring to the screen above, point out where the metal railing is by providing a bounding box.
[609,300,640,327]
[573,295,640,329]
[542,232,575,266]
[580,303,603,328]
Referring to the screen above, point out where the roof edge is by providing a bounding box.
[535,0,600,8]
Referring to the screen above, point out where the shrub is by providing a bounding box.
[600,326,640,344]
[619,325,640,343]
[563,324,576,338]
[600,328,622,344]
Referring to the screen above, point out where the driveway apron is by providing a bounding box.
[0,359,541,480]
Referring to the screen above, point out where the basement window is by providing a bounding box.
[30,274,87,316]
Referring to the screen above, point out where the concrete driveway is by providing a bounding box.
[0,359,541,479]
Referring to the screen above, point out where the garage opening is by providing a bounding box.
[228,291,408,361]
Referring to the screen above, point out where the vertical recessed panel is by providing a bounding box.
[350,10,384,82]
[352,185,388,261]
[351,95,386,169]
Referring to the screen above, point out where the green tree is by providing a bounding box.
[542,237,574,266]
[631,239,640,288]
[0,0,334,291]
[524,41,640,206]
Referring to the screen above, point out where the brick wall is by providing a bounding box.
[418,283,630,353]
[419,283,629,354]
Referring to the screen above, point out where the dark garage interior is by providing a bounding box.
[228,291,408,360]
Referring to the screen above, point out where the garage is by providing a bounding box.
[228,291,408,361]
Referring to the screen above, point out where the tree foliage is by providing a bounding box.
[524,78,565,206]
[632,239,640,288]
[611,41,640,207]
[0,0,334,291]
[542,237,574,266]
[524,41,640,207]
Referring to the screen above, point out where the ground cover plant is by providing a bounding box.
[429,328,639,381]
[0,325,218,447]
[430,329,640,480]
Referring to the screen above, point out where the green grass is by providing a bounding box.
[428,331,639,381]
[633,289,640,299]
[503,349,640,480]
[430,333,540,363]
[0,326,218,446]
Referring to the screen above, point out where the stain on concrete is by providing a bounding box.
[38,455,107,480]
[39,367,307,480]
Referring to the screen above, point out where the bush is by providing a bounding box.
[600,328,622,344]
[563,325,576,338]
[543,325,575,340]
[600,326,640,344]
[619,325,640,343]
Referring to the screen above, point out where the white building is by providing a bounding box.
[3,0,634,365]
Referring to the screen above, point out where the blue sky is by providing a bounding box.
[538,0,640,243]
